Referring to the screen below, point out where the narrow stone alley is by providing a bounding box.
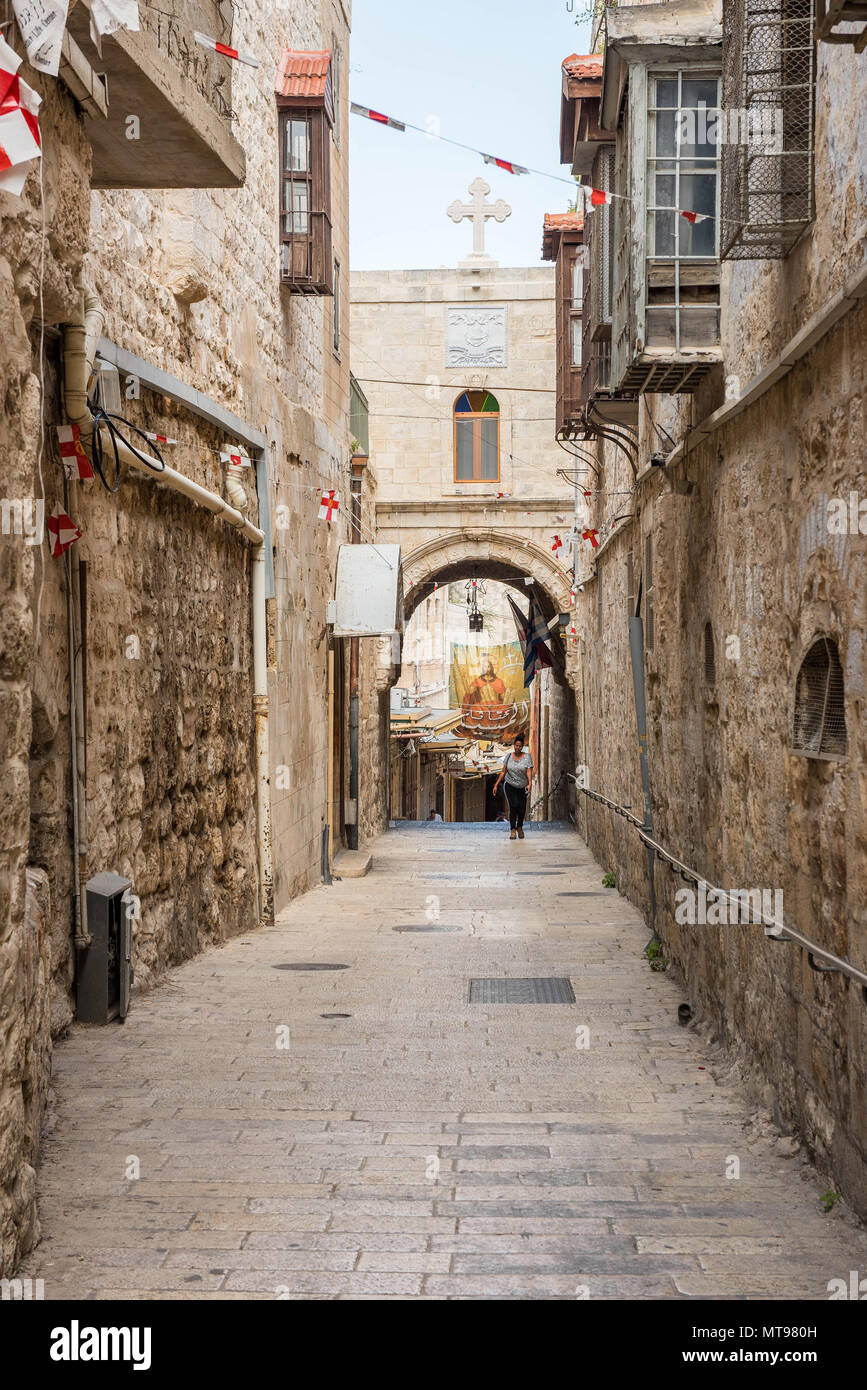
[26,824,867,1301]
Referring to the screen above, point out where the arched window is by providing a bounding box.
[792,636,847,759]
[703,622,716,686]
[454,391,499,482]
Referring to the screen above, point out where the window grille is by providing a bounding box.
[704,621,716,685]
[792,635,847,759]
[721,0,816,259]
[591,146,615,331]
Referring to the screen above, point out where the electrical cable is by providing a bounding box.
[88,406,166,493]
[643,395,677,451]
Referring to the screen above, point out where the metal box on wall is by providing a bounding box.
[77,872,133,1024]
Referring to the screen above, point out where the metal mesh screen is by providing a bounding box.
[792,636,847,758]
[704,622,716,685]
[721,0,816,258]
[591,147,614,329]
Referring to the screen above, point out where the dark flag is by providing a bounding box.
[506,591,553,686]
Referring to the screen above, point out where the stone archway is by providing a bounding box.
[400,529,578,689]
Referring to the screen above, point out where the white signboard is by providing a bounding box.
[331,544,403,637]
[445,306,507,369]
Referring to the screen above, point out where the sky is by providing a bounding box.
[348,0,593,271]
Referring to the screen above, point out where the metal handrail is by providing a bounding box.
[567,776,867,991]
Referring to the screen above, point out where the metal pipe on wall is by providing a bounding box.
[348,471,362,849]
[628,613,657,933]
[326,646,336,878]
[62,286,105,950]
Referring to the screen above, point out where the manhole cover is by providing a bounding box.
[320,1013,351,1019]
[468,978,576,1004]
[273,963,350,971]
[393,925,461,933]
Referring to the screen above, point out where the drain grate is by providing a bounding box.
[557,892,611,898]
[273,963,350,971]
[320,1012,351,1019]
[393,925,461,933]
[468,977,576,1004]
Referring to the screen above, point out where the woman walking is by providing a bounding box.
[492,733,534,840]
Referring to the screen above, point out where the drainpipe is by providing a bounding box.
[62,298,273,925]
[251,544,273,922]
[62,285,104,949]
[628,612,657,933]
[347,464,363,849]
[326,646,335,877]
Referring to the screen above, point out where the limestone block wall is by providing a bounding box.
[351,266,571,506]
[574,300,867,1218]
[87,0,353,915]
[355,467,391,846]
[568,35,867,1215]
[2,0,353,1277]
[0,69,90,1276]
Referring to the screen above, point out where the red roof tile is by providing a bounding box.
[541,211,584,260]
[562,53,603,79]
[543,212,584,233]
[276,49,332,99]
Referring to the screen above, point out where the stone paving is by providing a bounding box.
[25,822,867,1299]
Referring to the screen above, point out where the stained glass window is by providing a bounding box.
[454,392,499,481]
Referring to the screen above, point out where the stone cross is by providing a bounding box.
[447,178,511,267]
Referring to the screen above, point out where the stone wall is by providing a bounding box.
[570,33,867,1217]
[0,66,90,1276]
[88,0,353,914]
[1,0,355,1278]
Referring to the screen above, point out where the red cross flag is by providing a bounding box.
[351,102,406,132]
[681,210,710,225]
[47,507,82,558]
[194,32,259,68]
[589,188,613,206]
[319,489,339,522]
[0,40,41,197]
[146,432,177,446]
[220,447,250,469]
[570,585,577,606]
[56,424,94,481]
[582,528,600,550]
[482,154,528,176]
[551,534,563,554]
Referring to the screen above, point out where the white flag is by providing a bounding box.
[89,0,139,55]
[12,0,69,78]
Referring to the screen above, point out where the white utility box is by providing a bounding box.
[331,543,403,637]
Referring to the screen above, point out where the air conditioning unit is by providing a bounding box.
[77,872,133,1023]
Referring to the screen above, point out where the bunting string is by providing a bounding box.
[352,98,746,228]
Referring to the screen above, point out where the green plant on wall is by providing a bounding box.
[645,938,668,973]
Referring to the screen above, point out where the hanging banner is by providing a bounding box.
[12,0,69,77]
[449,642,530,742]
